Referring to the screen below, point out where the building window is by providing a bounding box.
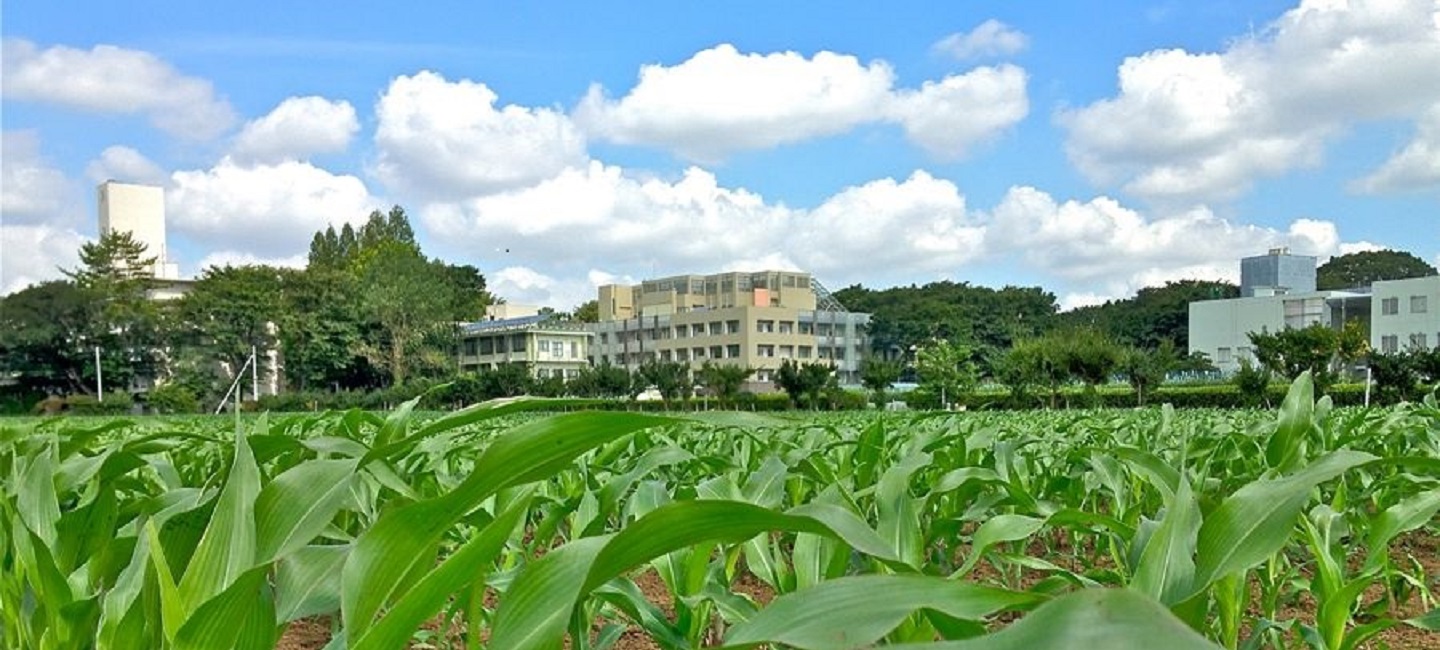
[1382,297,1399,315]
[480,338,494,354]
[710,345,723,359]
[675,326,688,338]
[709,322,723,335]
[779,344,794,358]
[539,340,550,353]
[834,348,846,361]
[726,320,740,334]
[1411,295,1429,314]
[661,350,672,362]
[1217,347,1233,364]
[799,322,813,335]
[816,323,833,336]
[1411,333,1428,349]
[676,349,689,362]
[756,320,775,333]
[599,332,609,344]
[570,342,579,358]
[778,321,794,334]
[1381,335,1398,353]
[692,324,705,336]
[757,344,775,357]
[799,345,812,359]
[727,344,740,358]
[511,335,526,353]
[693,347,705,358]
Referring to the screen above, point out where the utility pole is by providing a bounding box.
[251,345,259,401]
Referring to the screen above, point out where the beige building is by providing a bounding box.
[458,313,593,380]
[98,181,179,280]
[588,270,870,388]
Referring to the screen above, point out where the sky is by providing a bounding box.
[2,0,1438,310]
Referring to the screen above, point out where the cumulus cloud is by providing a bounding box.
[168,158,380,257]
[1,39,236,140]
[1,131,80,225]
[932,20,1030,60]
[86,146,167,185]
[1352,104,1440,193]
[0,225,86,295]
[232,96,359,164]
[887,65,1028,159]
[1061,0,1440,203]
[193,251,308,275]
[575,43,1028,161]
[373,71,586,198]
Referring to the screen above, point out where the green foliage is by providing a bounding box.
[569,362,635,398]
[1058,280,1239,351]
[61,231,167,392]
[1316,249,1437,290]
[775,359,838,409]
[0,280,95,396]
[697,361,755,406]
[1233,359,1273,407]
[859,357,902,405]
[636,360,692,404]
[147,383,201,414]
[915,339,977,408]
[1120,342,1178,406]
[571,299,600,323]
[1249,321,1368,392]
[835,281,1057,374]
[63,391,135,415]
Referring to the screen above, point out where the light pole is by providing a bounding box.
[95,346,103,400]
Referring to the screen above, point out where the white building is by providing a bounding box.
[1371,276,1440,354]
[1189,254,1439,371]
[98,181,180,280]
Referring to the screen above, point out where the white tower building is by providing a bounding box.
[97,181,180,279]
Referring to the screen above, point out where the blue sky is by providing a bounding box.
[3,0,1437,309]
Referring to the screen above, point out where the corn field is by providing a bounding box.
[3,373,1438,649]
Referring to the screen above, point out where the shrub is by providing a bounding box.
[65,392,134,415]
[147,383,200,414]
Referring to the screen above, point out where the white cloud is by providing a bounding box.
[232,96,359,164]
[85,146,167,185]
[575,43,1028,161]
[0,225,86,295]
[1061,0,1440,203]
[1,39,236,140]
[1352,104,1440,193]
[373,70,586,198]
[168,158,380,257]
[1,131,80,225]
[193,251,307,275]
[932,20,1030,60]
[888,65,1029,159]
[489,266,596,310]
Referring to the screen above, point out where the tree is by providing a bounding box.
[63,231,166,392]
[1233,359,1273,408]
[859,357,902,406]
[571,300,600,323]
[1063,328,1123,394]
[915,339,977,409]
[1368,350,1421,403]
[1316,250,1436,290]
[637,360,692,406]
[0,281,96,397]
[775,359,835,409]
[173,265,287,399]
[1001,336,1071,408]
[1058,280,1239,351]
[569,362,633,398]
[1249,321,1368,392]
[697,361,754,407]
[1120,341,1177,406]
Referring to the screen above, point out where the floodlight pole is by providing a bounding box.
[95,346,103,400]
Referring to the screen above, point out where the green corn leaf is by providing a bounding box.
[254,458,359,563]
[173,565,278,650]
[1364,488,1440,570]
[145,519,185,644]
[885,589,1220,650]
[178,420,262,614]
[1132,476,1201,605]
[1191,450,1377,597]
[955,514,1046,578]
[720,575,1043,649]
[349,488,533,650]
[1406,608,1440,630]
[1266,371,1314,471]
[341,411,671,639]
[275,544,349,623]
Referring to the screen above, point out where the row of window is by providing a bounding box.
[1379,295,1429,316]
[598,320,851,343]
[461,336,581,358]
[1378,333,1436,353]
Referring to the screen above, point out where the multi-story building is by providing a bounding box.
[98,181,180,280]
[1240,248,1316,297]
[1371,275,1440,354]
[587,270,870,388]
[1189,253,1437,372]
[457,311,593,381]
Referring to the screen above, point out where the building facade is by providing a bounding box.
[98,181,180,280]
[588,270,870,388]
[1371,275,1440,354]
[457,314,593,380]
[1190,253,1438,372]
[1240,248,1317,297]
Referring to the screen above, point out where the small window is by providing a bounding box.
[539,340,550,353]
[726,344,740,358]
[726,320,740,334]
[709,322,723,335]
[1411,295,1428,314]
[799,345,812,359]
[1381,297,1399,315]
[756,320,775,333]
[1381,335,1398,353]
[710,345,723,359]
[757,344,775,357]
[1217,347,1233,364]
[1411,333,1428,349]
[693,347,706,358]
[778,321,794,334]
